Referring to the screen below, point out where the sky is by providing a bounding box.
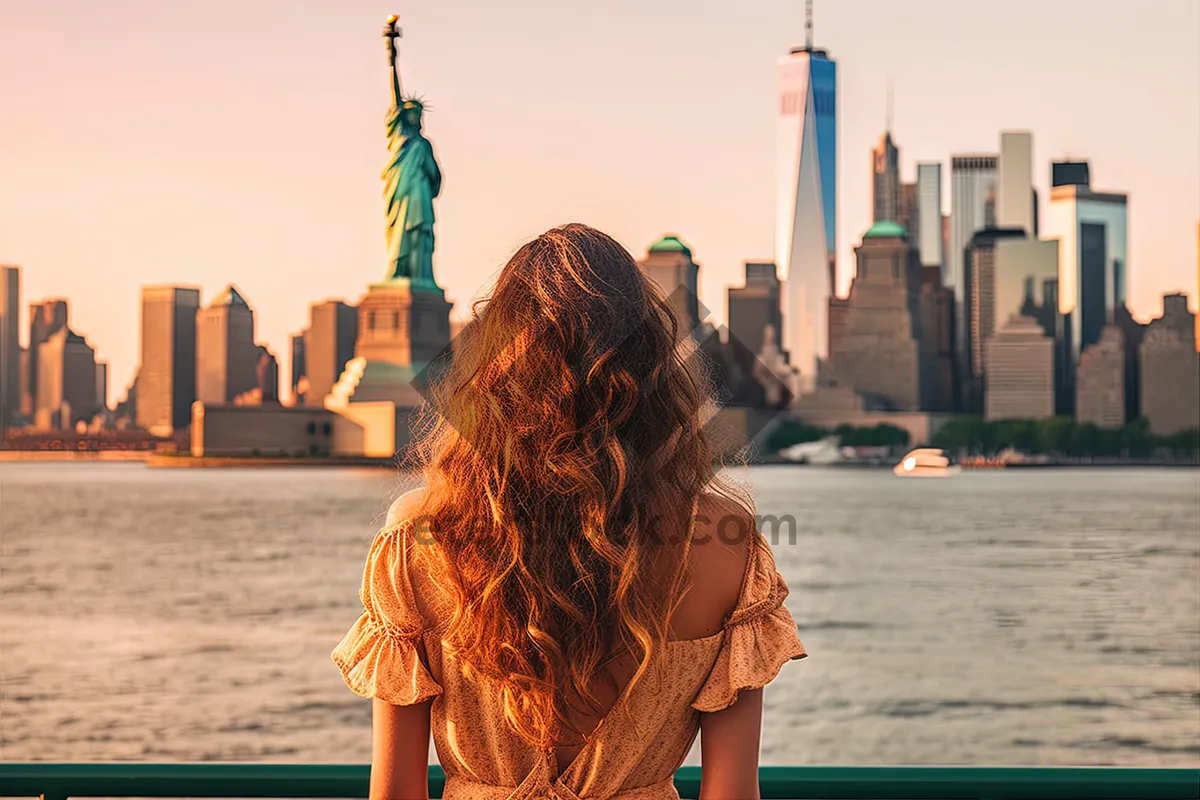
[2,0,1198,404]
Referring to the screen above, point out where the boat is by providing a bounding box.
[893,448,961,477]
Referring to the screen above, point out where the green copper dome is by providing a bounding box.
[648,235,692,256]
[862,220,908,239]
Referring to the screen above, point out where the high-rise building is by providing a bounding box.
[777,14,836,389]
[964,227,1026,409]
[897,182,919,256]
[918,266,956,412]
[727,261,782,358]
[137,285,200,436]
[25,298,70,418]
[985,314,1054,421]
[872,131,900,223]
[255,345,279,404]
[1075,324,1124,429]
[1051,160,1090,188]
[949,155,999,291]
[949,155,998,400]
[290,333,307,399]
[916,163,943,271]
[95,362,109,413]
[1140,293,1199,436]
[35,326,98,429]
[639,235,702,338]
[0,266,19,431]
[997,131,1034,235]
[995,238,1060,338]
[303,300,359,407]
[196,284,258,405]
[1044,183,1128,362]
[827,221,922,410]
[1113,304,1145,423]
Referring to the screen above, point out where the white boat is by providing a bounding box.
[779,436,844,465]
[893,448,961,477]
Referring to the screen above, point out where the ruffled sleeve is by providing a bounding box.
[692,534,806,712]
[331,524,443,705]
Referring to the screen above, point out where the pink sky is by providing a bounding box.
[2,0,1198,403]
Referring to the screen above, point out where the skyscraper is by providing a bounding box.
[137,285,200,436]
[1076,324,1125,430]
[25,298,69,419]
[997,131,1034,235]
[949,155,998,400]
[916,163,944,272]
[303,300,359,407]
[727,261,782,358]
[965,227,1026,409]
[196,284,258,405]
[897,182,919,258]
[35,326,98,429]
[827,221,922,411]
[776,4,836,389]
[1140,293,1199,436]
[0,266,19,431]
[290,332,307,400]
[985,314,1054,421]
[872,131,900,223]
[639,235,702,338]
[1044,183,1128,362]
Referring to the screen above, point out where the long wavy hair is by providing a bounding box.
[411,223,727,747]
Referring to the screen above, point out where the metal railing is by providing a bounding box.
[1,764,1197,799]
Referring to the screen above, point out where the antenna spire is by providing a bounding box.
[886,77,894,133]
[805,0,814,50]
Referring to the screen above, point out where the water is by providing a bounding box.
[1,463,1197,766]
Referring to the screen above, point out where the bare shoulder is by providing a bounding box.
[385,487,430,529]
[672,491,757,640]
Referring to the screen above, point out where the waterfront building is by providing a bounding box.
[1051,160,1090,188]
[24,298,68,419]
[985,314,1054,421]
[95,362,108,413]
[0,265,19,431]
[191,403,358,458]
[728,261,782,361]
[949,155,998,397]
[918,266,955,412]
[916,163,943,273]
[827,221,922,411]
[302,300,359,408]
[290,333,306,400]
[776,12,837,388]
[898,182,919,259]
[137,285,200,436]
[255,346,279,404]
[196,284,258,405]
[872,131,900,223]
[35,326,98,429]
[639,235,702,338]
[1044,183,1128,363]
[1113,304,1145,423]
[1139,293,1199,436]
[997,131,1035,236]
[1075,324,1124,429]
[964,227,1026,410]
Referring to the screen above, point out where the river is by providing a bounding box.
[1,463,1197,766]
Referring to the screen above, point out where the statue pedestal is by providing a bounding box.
[354,279,452,368]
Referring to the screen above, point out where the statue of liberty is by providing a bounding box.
[381,15,442,288]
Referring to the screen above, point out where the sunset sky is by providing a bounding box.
[3,0,1198,403]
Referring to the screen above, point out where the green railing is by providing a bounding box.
[0,764,1196,799]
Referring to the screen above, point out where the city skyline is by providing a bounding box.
[3,0,1199,403]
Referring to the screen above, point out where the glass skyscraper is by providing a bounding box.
[1044,184,1128,363]
[776,41,836,391]
[916,163,943,271]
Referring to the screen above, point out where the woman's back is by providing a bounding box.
[332,224,805,799]
[335,489,804,799]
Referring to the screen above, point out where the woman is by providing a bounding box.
[333,224,805,800]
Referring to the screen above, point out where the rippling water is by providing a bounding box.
[1,463,1197,766]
